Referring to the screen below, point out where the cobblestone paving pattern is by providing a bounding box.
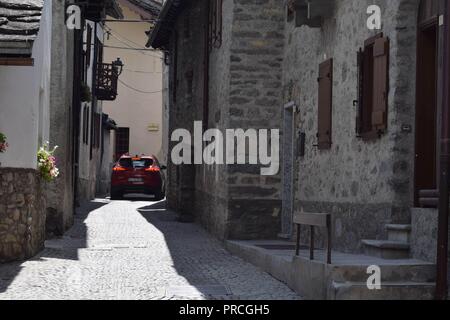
[0,198,301,300]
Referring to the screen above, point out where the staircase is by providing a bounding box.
[362,224,411,259]
[326,223,436,299]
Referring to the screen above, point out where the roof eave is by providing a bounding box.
[146,0,184,49]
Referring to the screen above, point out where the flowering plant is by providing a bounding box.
[37,142,60,182]
[0,132,8,153]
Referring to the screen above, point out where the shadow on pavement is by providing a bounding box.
[137,200,234,299]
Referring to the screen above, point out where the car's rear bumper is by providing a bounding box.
[111,185,161,195]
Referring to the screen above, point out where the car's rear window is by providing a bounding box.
[133,159,154,168]
[119,158,154,168]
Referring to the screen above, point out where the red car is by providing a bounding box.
[110,155,166,200]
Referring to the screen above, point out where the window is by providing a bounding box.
[317,58,333,150]
[172,32,178,105]
[93,112,101,149]
[208,0,223,51]
[287,0,295,21]
[115,128,130,160]
[82,105,89,144]
[86,25,92,65]
[356,34,390,140]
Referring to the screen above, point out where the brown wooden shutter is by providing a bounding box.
[317,58,333,150]
[372,37,389,133]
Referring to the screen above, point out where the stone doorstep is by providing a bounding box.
[362,240,410,260]
[329,281,435,300]
[361,240,410,250]
[386,224,411,243]
[385,224,412,231]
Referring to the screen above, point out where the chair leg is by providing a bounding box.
[310,226,314,260]
[295,224,300,256]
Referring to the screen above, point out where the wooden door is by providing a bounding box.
[414,17,438,206]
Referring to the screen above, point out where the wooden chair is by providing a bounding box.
[294,212,332,264]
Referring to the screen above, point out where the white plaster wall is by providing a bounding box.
[0,1,52,169]
[103,4,163,160]
[78,21,104,182]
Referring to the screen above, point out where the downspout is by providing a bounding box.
[436,0,450,300]
[203,0,210,131]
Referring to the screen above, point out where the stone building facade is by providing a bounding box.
[0,169,46,262]
[1,0,123,262]
[149,0,285,239]
[284,0,420,253]
[149,0,446,271]
[0,0,51,261]
[281,0,447,262]
[45,0,76,237]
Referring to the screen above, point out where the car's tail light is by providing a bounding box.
[113,166,128,172]
[145,166,160,172]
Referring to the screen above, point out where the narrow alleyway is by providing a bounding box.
[0,198,300,300]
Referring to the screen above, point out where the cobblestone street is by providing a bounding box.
[0,198,300,300]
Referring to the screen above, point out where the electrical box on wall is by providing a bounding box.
[297,131,306,158]
[293,0,335,28]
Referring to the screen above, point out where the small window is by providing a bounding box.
[93,112,101,149]
[83,106,89,145]
[208,0,223,51]
[317,58,333,150]
[287,0,295,21]
[356,34,390,140]
[86,25,92,64]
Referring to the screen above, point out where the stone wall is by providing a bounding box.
[0,168,46,262]
[282,0,420,253]
[224,0,285,239]
[410,208,437,263]
[165,0,285,239]
[46,0,75,237]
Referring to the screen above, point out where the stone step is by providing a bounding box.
[329,263,436,284]
[329,281,435,300]
[386,224,411,242]
[362,240,410,259]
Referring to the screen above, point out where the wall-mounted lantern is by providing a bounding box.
[112,57,124,76]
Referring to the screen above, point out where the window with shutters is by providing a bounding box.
[356,34,390,140]
[317,58,333,150]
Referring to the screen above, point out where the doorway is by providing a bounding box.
[115,127,130,161]
[414,0,439,206]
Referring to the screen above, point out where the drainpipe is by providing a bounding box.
[436,0,450,300]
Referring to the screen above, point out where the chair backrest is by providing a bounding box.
[293,212,331,228]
